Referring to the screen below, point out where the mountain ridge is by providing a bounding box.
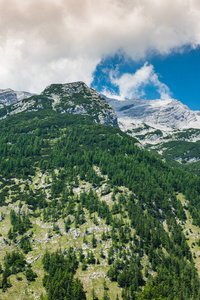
[0,82,118,128]
[106,97,200,131]
[2,83,199,131]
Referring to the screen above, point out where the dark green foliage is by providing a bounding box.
[92,232,97,248]
[19,235,32,254]
[87,251,96,264]
[81,259,87,271]
[53,224,60,234]
[101,231,107,241]
[65,217,71,232]
[10,209,32,235]
[137,258,200,299]
[0,250,27,291]
[150,138,200,176]
[100,249,105,259]
[25,265,37,281]
[1,267,12,291]
[51,179,64,195]
[0,262,3,274]
[4,250,26,273]
[7,228,16,242]
[42,248,86,300]
[79,249,84,262]
[79,189,110,221]
[75,203,85,227]
[103,290,110,300]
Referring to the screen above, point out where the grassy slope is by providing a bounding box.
[0,170,141,300]
[178,193,200,275]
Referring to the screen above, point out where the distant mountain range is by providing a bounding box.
[2,83,200,131]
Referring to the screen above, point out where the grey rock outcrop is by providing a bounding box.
[0,88,33,108]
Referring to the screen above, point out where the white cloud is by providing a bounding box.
[1,0,200,92]
[150,72,172,100]
[108,63,172,100]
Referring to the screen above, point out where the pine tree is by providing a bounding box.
[82,259,87,271]
[92,232,97,248]
[91,288,99,300]
[103,290,110,300]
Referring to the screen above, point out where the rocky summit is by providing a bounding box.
[42,81,118,127]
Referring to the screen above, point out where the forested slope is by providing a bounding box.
[0,84,200,299]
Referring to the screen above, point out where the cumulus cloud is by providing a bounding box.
[1,0,200,92]
[102,63,172,100]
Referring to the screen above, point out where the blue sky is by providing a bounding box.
[92,47,200,111]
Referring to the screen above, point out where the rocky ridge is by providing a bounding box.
[0,82,118,128]
[0,88,33,108]
[106,97,200,132]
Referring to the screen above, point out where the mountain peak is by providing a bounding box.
[42,81,118,127]
[42,81,88,96]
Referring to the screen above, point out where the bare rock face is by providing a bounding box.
[106,97,200,131]
[0,88,33,108]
